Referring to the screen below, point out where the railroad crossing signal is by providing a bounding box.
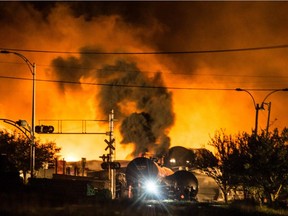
[99,154,111,162]
[104,138,115,151]
[101,161,121,170]
[100,153,120,170]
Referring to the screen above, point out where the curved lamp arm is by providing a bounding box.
[0,118,31,140]
[235,88,257,109]
[0,50,35,75]
[261,88,288,106]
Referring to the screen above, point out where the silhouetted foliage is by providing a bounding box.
[243,128,288,204]
[196,128,288,205]
[195,129,237,203]
[0,129,61,181]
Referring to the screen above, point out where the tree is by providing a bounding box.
[244,128,288,204]
[196,128,288,205]
[195,129,237,203]
[0,129,61,182]
[225,132,251,199]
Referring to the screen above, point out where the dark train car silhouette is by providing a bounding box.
[125,156,198,201]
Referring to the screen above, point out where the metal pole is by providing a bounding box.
[265,102,272,134]
[236,88,288,137]
[255,104,260,136]
[0,50,36,178]
[109,109,116,199]
[236,88,258,136]
[31,63,36,178]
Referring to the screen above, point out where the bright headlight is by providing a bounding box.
[144,180,158,194]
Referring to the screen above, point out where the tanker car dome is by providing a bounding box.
[164,146,195,170]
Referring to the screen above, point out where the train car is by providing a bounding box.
[125,157,198,201]
[165,170,198,201]
[164,146,195,170]
[125,157,174,199]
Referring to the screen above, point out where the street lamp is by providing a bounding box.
[0,119,32,140]
[0,50,36,178]
[236,88,288,136]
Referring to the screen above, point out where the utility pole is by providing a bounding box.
[236,88,288,136]
[101,110,117,199]
[265,102,272,134]
[108,110,116,199]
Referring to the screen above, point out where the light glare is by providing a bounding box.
[144,180,158,194]
[170,158,176,163]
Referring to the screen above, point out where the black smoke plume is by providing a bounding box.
[52,54,174,158]
[98,60,174,157]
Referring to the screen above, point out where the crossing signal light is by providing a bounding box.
[101,162,109,170]
[111,162,121,169]
[101,162,121,170]
[35,125,54,133]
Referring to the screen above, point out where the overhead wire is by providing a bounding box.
[1,44,288,55]
[0,60,287,80]
[1,43,288,79]
[0,74,285,92]
[0,44,288,90]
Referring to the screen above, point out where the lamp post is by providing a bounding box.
[0,50,36,178]
[236,88,288,136]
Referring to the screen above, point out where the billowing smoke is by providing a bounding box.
[51,46,110,92]
[52,56,174,157]
[97,60,174,157]
[52,56,174,156]
[2,2,288,160]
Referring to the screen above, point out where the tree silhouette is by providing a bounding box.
[244,128,288,204]
[196,128,288,205]
[0,130,61,182]
[194,129,236,203]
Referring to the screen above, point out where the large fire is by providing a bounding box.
[0,2,288,161]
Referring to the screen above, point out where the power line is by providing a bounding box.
[1,60,288,79]
[0,74,285,92]
[1,44,288,55]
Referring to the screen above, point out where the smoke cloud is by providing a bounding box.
[97,60,174,157]
[52,55,175,157]
[0,2,288,160]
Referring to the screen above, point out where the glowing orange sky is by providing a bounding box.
[0,2,288,161]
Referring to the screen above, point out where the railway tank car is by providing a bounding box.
[125,157,198,201]
[125,157,173,199]
[165,170,198,201]
[164,146,195,170]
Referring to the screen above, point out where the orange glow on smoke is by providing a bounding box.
[0,2,288,161]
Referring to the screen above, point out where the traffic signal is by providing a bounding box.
[35,125,54,133]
